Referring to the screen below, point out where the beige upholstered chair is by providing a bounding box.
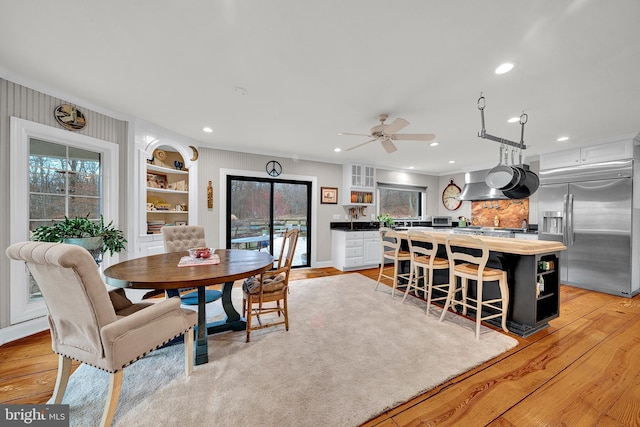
[161,225,222,304]
[439,234,510,340]
[162,225,207,252]
[6,241,197,427]
[374,227,412,298]
[402,231,450,316]
[242,228,299,342]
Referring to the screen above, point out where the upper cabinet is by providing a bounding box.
[342,163,376,205]
[540,139,634,170]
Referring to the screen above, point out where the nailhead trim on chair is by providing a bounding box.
[55,327,194,374]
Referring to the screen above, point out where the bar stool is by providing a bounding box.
[439,234,509,340]
[374,227,412,298]
[402,231,450,316]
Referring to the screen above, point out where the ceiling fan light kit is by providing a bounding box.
[341,113,436,153]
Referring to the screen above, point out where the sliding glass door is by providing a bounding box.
[227,176,310,268]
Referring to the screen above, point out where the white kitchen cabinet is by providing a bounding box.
[332,230,381,271]
[540,139,633,170]
[342,163,376,205]
[363,231,382,265]
[580,139,633,164]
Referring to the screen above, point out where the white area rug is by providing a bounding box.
[63,274,518,426]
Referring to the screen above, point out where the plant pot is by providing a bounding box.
[63,237,104,265]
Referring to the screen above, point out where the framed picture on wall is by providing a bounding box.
[321,187,338,204]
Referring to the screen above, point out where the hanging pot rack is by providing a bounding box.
[477,94,528,150]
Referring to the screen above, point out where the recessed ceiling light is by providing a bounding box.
[430,142,439,147]
[557,136,570,142]
[203,127,213,133]
[408,166,415,169]
[334,147,342,152]
[507,117,520,123]
[495,62,515,74]
[448,160,455,164]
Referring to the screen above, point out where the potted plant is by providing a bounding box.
[377,213,394,228]
[31,215,127,264]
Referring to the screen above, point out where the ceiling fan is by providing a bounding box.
[340,114,436,153]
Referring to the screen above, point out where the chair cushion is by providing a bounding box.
[243,274,286,294]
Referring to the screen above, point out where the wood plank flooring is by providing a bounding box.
[1,266,639,426]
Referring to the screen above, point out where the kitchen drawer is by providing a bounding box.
[345,247,363,257]
[345,238,364,248]
[363,230,380,239]
[346,231,364,239]
[344,257,364,267]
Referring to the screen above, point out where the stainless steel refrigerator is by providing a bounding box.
[538,159,637,296]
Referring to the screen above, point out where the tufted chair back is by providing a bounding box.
[162,225,207,252]
[7,241,117,360]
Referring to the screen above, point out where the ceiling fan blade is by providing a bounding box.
[380,138,397,153]
[339,132,372,137]
[345,138,377,151]
[392,133,436,141]
[383,118,409,134]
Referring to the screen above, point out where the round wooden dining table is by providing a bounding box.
[103,249,274,365]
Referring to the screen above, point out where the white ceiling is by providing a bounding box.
[1,0,639,175]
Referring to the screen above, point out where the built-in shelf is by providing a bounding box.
[146,149,191,235]
[147,187,189,195]
[147,164,188,175]
[146,210,188,214]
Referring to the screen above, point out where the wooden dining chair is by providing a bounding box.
[402,230,450,316]
[242,228,299,342]
[6,241,197,427]
[374,227,412,298]
[439,234,510,340]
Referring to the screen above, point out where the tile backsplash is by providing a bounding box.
[470,199,529,228]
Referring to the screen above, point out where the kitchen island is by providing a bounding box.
[396,230,567,337]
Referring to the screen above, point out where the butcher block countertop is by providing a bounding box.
[396,230,566,256]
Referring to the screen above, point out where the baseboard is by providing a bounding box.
[0,317,48,345]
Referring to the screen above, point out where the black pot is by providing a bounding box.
[500,166,525,191]
[503,169,539,199]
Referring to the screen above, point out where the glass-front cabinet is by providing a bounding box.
[342,163,375,205]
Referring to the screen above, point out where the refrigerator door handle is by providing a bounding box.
[562,194,568,245]
[568,193,574,246]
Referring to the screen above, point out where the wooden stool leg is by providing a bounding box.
[425,267,434,316]
[475,280,483,340]
[500,273,510,333]
[439,271,457,322]
[391,259,399,298]
[401,261,416,303]
[374,261,385,291]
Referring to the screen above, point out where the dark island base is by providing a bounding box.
[396,243,561,338]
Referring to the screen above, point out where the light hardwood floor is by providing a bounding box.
[1,266,639,426]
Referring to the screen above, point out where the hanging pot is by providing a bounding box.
[485,146,517,189]
[503,169,539,199]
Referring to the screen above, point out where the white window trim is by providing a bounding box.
[9,117,119,325]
